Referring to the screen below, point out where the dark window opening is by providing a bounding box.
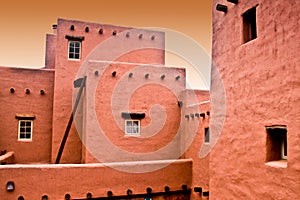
[204,127,210,143]
[266,125,287,162]
[242,7,257,43]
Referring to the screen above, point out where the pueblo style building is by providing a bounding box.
[0,18,211,199]
[0,0,300,199]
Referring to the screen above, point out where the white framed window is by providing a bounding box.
[68,41,81,60]
[18,120,33,141]
[125,120,140,136]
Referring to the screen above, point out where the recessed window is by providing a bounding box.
[242,6,257,43]
[266,125,287,162]
[204,127,210,143]
[68,41,81,60]
[18,120,33,141]
[125,120,140,136]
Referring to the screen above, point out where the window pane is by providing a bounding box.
[132,121,139,133]
[75,48,80,53]
[26,121,31,126]
[69,41,75,47]
[75,42,80,48]
[20,128,25,133]
[126,127,132,134]
[126,121,132,126]
[20,134,25,138]
[25,134,31,139]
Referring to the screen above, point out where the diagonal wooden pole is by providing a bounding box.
[55,76,87,164]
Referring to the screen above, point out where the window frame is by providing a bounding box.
[125,119,140,136]
[68,40,81,60]
[281,132,287,160]
[18,120,33,141]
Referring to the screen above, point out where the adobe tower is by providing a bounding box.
[210,0,300,199]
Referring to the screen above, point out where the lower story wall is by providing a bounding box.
[0,159,192,200]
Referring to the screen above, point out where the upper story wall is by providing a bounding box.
[0,67,54,163]
[80,62,186,165]
[210,0,300,199]
[51,18,166,163]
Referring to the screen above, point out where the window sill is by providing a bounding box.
[265,160,287,168]
[18,139,32,142]
[124,135,140,138]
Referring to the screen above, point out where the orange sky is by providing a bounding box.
[0,0,212,68]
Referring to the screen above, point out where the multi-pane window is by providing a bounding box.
[125,120,140,136]
[68,41,81,60]
[18,120,33,140]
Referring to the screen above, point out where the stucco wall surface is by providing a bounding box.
[51,18,165,164]
[0,159,192,199]
[183,89,210,198]
[0,67,54,163]
[210,0,300,199]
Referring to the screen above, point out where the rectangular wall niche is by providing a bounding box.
[266,125,287,162]
[204,127,210,143]
[242,6,257,43]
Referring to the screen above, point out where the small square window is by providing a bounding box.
[242,7,257,43]
[18,120,33,141]
[204,127,210,143]
[68,41,81,60]
[266,125,287,162]
[125,120,140,136]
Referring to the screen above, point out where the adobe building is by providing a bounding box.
[0,18,211,199]
[210,0,300,199]
[1,0,299,199]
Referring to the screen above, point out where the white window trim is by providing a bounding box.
[68,40,81,60]
[18,120,33,141]
[125,119,140,136]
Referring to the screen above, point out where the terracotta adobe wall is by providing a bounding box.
[183,89,210,199]
[44,32,56,69]
[80,62,186,164]
[0,159,192,199]
[210,0,300,199]
[51,18,166,163]
[0,67,54,163]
